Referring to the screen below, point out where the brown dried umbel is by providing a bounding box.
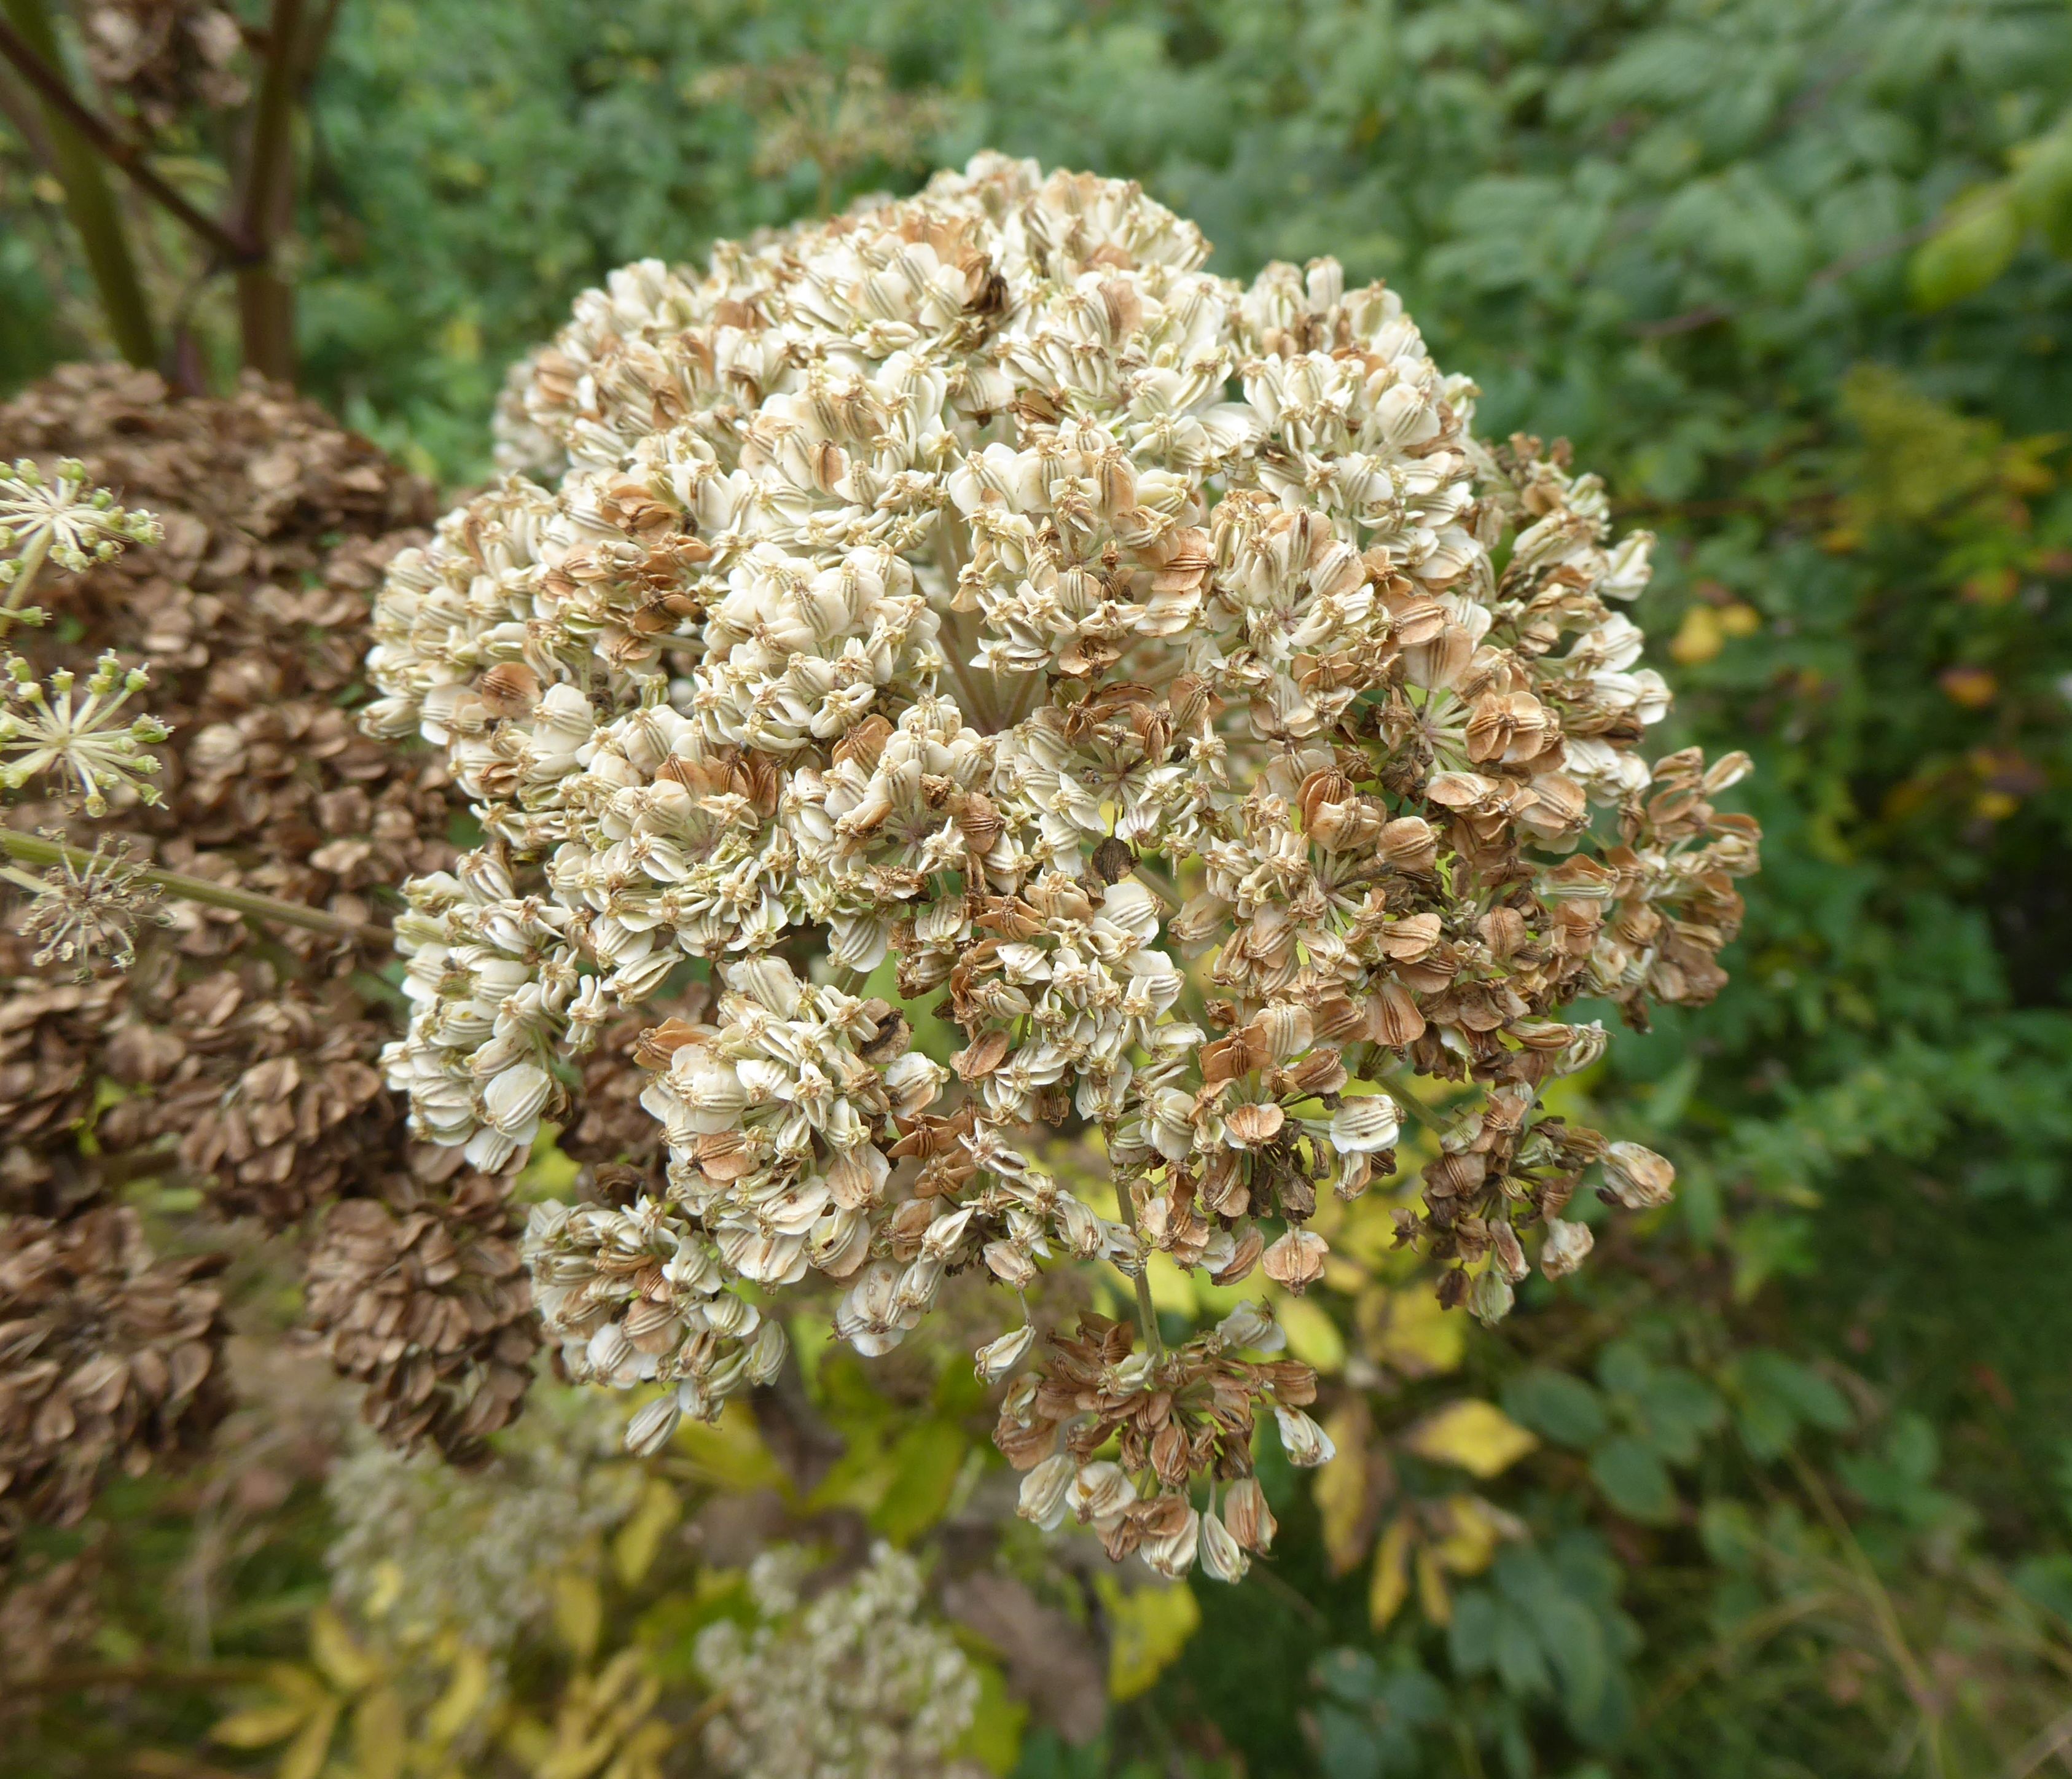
[0,362,446,955]
[303,1159,540,1467]
[0,370,533,1485]
[0,973,126,1218]
[0,366,445,1233]
[996,1311,1313,1580]
[80,0,248,128]
[95,956,393,1232]
[0,1204,229,1535]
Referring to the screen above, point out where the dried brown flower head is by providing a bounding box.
[366,158,1758,1576]
[0,1204,229,1531]
[303,1158,540,1466]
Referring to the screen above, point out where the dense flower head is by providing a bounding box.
[694,1542,983,1779]
[370,155,1759,1577]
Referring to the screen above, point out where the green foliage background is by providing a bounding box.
[9,1,2072,1773]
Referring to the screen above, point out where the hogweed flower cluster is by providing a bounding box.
[1,458,162,627]
[694,1543,983,1779]
[7,835,167,978]
[367,155,1759,1578]
[1,652,170,816]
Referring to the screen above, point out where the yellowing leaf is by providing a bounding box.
[278,1700,340,1779]
[1430,1495,1504,1576]
[612,1477,682,1587]
[308,1606,378,1693]
[350,1686,405,1779]
[1356,1285,1465,1379]
[675,1400,788,1497]
[1670,604,1723,665]
[211,1702,313,1749]
[1404,1399,1537,1479]
[1414,1544,1453,1627]
[425,1646,492,1746]
[363,1558,405,1621]
[1368,1515,1412,1630]
[1272,1289,1345,1373]
[553,1569,604,1667]
[1315,1401,1372,1575]
[1096,1574,1200,1702]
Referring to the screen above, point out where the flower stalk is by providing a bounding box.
[0,824,389,944]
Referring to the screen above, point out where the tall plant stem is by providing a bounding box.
[0,0,155,366]
[1108,1161,1164,1358]
[233,0,305,381]
[0,9,259,265]
[0,825,389,945]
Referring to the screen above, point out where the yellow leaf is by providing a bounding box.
[425,1645,492,1746]
[501,1714,550,1769]
[605,1719,674,1779]
[1404,1400,1537,1479]
[1670,604,1723,665]
[553,1569,604,1667]
[1431,1495,1504,1577]
[211,1702,312,1749]
[1368,1515,1411,1630]
[1718,601,1762,638]
[1314,1402,1371,1575]
[1414,1546,1453,1626]
[308,1606,378,1693]
[612,1477,682,1587]
[364,1558,405,1621]
[1356,1285,1465,1379]
[1271,1289,1345,1374]
[278,1700,340,1779]
[350,1686,405,1779]
[1095,1574,1200,1702]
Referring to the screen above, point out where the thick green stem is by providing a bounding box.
[0,825,389,945]
[0,0,155,366]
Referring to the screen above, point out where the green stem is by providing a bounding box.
[3,531,50,619]
[0,0,156,366]
[1108,1159,1163,1358]
[0,825,389,945]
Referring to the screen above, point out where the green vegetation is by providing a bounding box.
[6,1,2072,1773]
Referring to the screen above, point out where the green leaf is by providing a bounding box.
[1909,189,2022,307]
[1631,1368,1724,1464]
[1447,1588,1499,1676]
[869,1418,969,1546]
[953,1657,1027,1775]
[1492,1605,1552,1697]
[1501,1368,1609,1448]
[1590,1436,1678,1524]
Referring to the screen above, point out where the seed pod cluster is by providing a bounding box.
[365,157,1757,1574]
